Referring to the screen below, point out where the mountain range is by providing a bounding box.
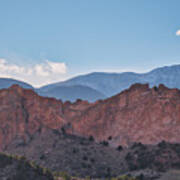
[1,64,180,102]
[37,85,106,102]
[0,77,33,89]
[39,64,180,98]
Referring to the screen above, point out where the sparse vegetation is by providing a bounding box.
[0,152,54,180]
[40,154,46,160]
[88,135,94,142]
[82,155,88,161]
[100,140,109,146]
[61,127,66,135]
[5,129,180,180]
[116,145,123,151]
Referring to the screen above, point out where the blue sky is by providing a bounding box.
[0,0,180,86]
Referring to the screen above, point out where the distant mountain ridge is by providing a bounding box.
[37,85,106,102]
[1,64,180,101]
[0,78,105,102]
[0,78,33,89]
[40,64,180,97]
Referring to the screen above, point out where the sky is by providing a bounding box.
[0,0,180,87]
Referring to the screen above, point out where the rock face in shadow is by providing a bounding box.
[0,83,180,150]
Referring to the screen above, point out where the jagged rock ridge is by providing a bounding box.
[0,83,180,150]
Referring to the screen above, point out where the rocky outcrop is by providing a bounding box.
[70,83,180,146]
[0,83,180,149]
[0,85,65,150]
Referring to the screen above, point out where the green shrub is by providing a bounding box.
[58,172,71,180]
[89,135,94,142]
[116,145,123,151]
[100,140,109,146]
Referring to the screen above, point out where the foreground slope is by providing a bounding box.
[5,130,180,179]
[0,152,54,180]
[5,128,126,178]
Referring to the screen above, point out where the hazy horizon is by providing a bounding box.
[1,63,180,88]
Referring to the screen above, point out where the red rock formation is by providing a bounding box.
[71,83,180,146]
[0,85,66,150]
[1,83,180,149]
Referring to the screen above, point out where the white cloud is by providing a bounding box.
[176,30,180,36]
[46,61,67,74]
[0,58,67,87]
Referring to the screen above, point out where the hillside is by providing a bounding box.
[5,128,127,178]
[4,128,180,179]
[0,152,54,180]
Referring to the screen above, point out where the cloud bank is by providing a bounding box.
[176,30,180,36]
[0,58,67,87]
